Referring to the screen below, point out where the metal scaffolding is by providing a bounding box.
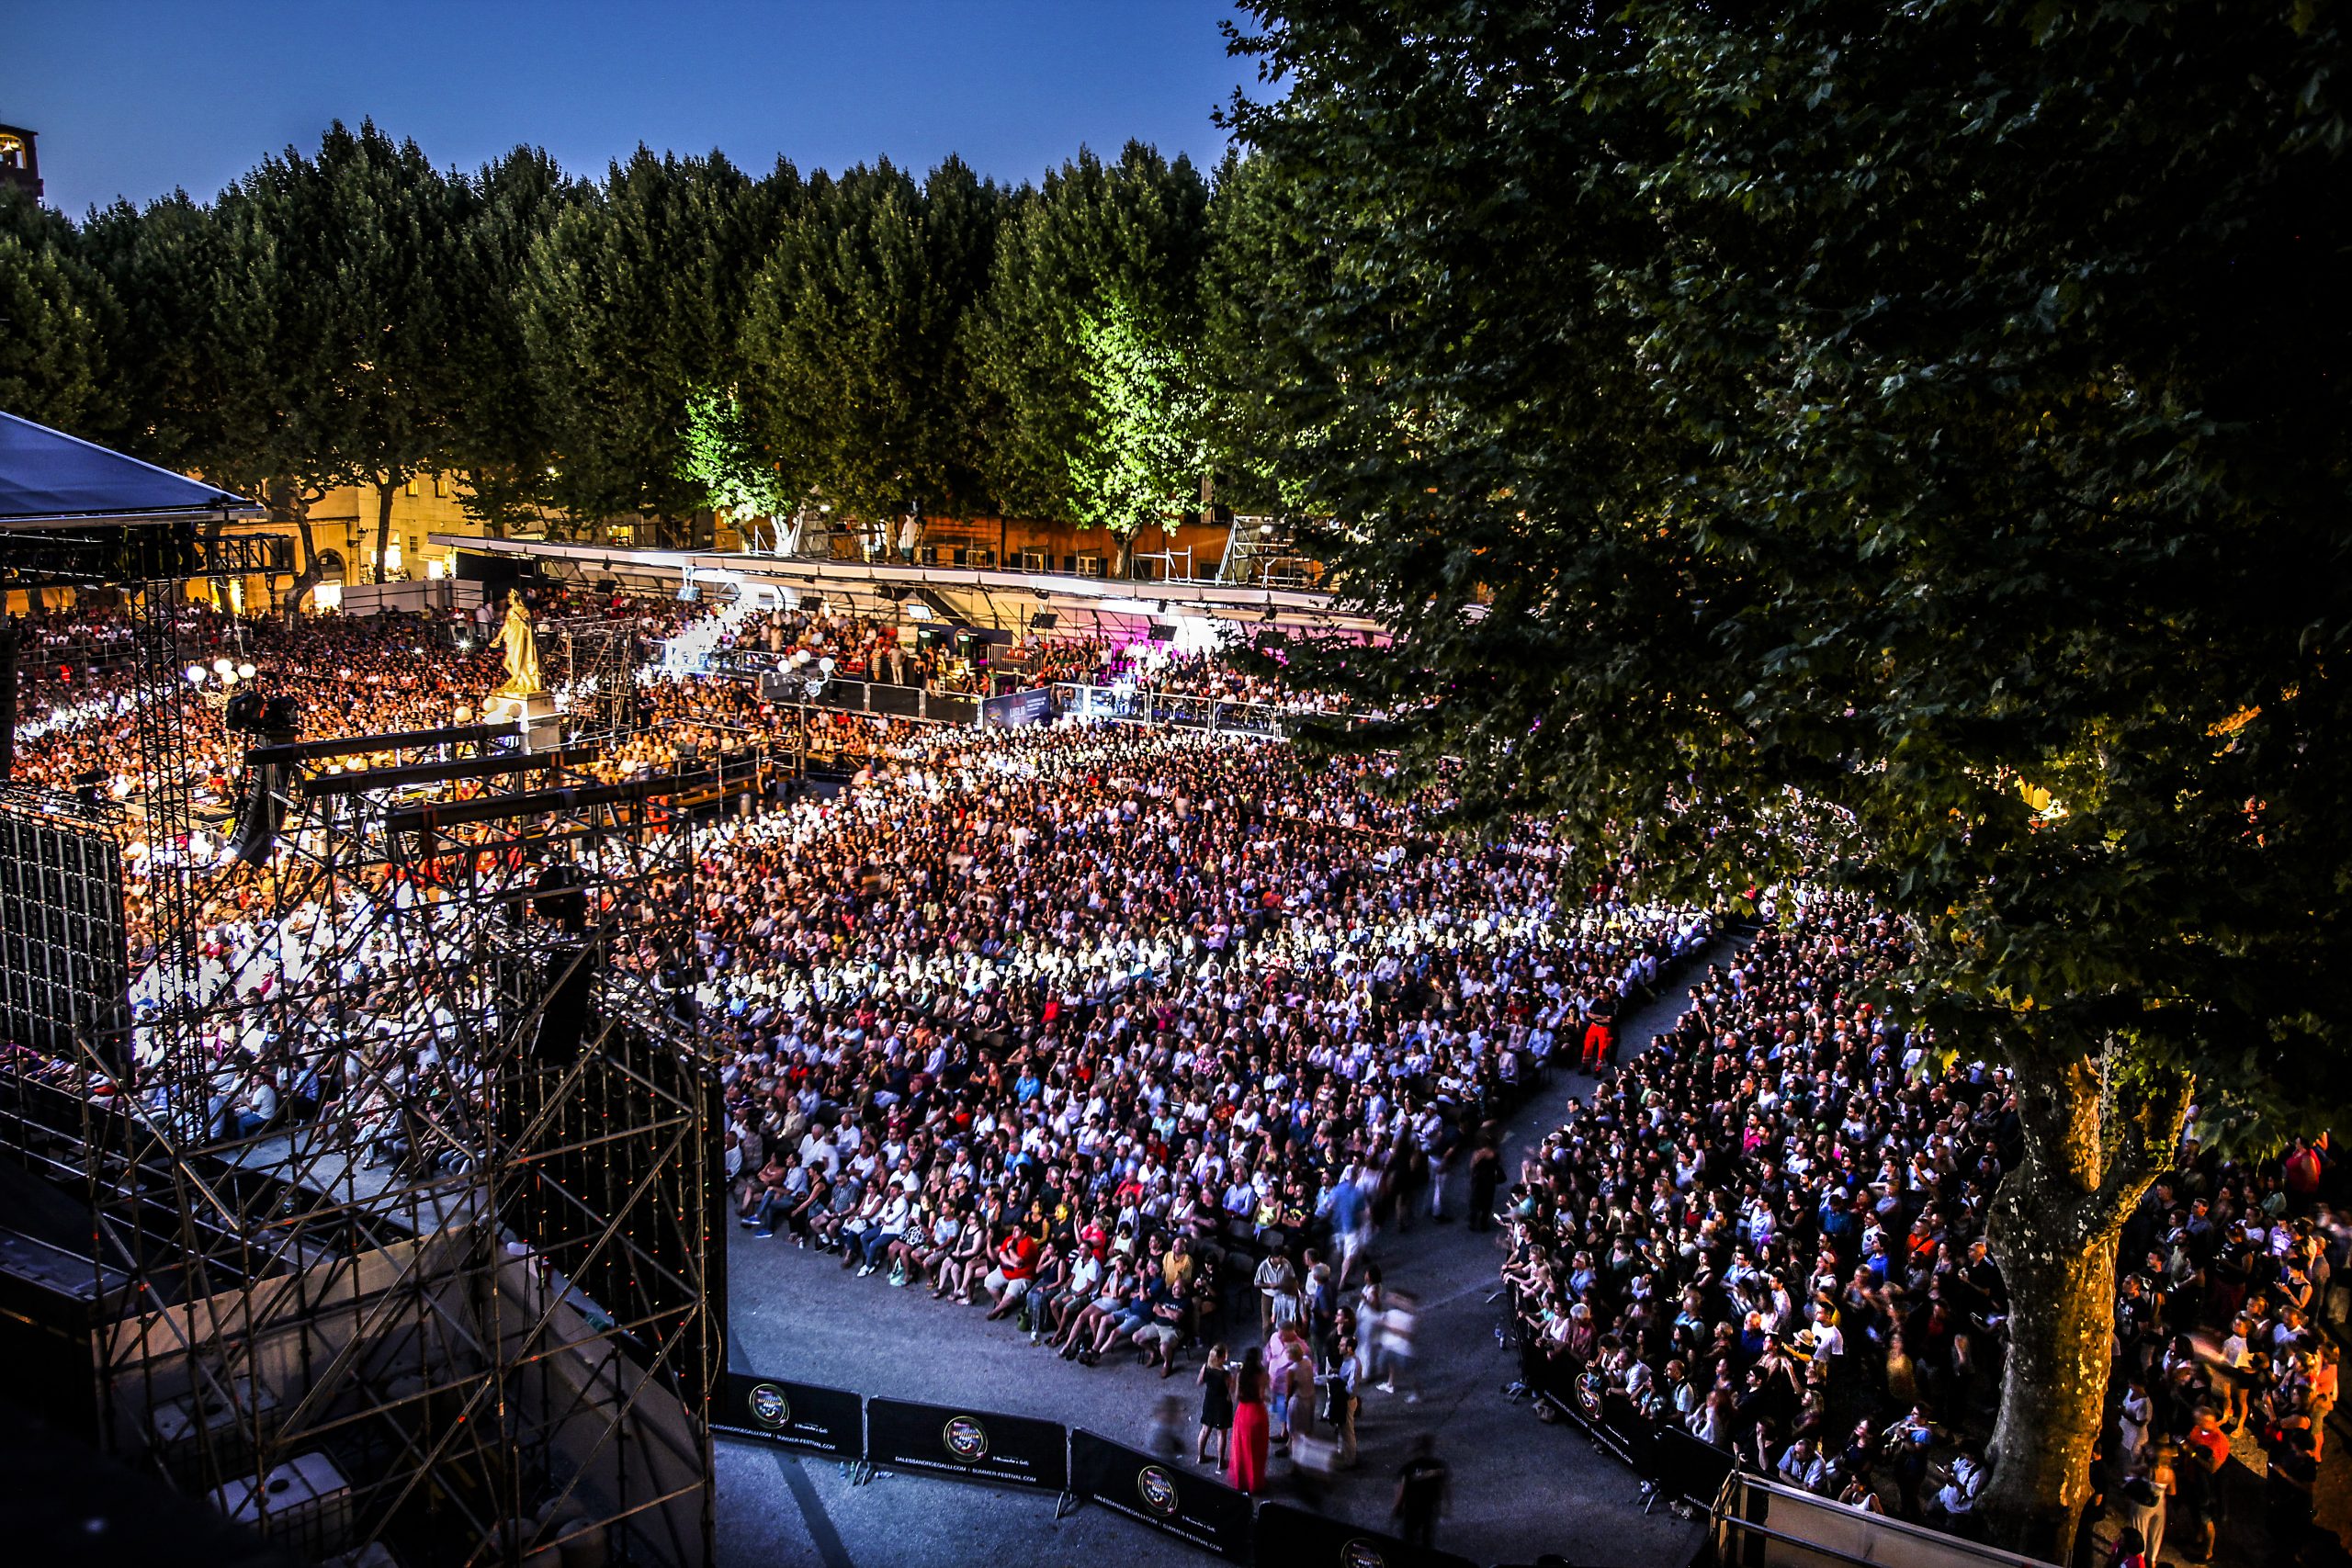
[0,549,718,1568]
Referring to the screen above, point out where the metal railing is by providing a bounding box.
[1050,682,1303,738]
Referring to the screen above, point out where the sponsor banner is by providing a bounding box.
[864,1398,1069,1492]
[1252,1502,1479,1568]
[714,1372,864,1460]
[1069,1429,1252,1561]
[980,688,1055,728]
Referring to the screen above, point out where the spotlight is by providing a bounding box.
[236,662,256,680]
[186,664,207,686]
[212,658,234,677]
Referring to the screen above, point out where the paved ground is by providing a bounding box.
[715,945,1734,1568]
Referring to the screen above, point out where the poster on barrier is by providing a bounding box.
[1069,1429,1251,1561]
[980,688,1054,728]
[864,1397,1069,1491]
[1252,1501,1480,1568]
[713,1371,864,1460]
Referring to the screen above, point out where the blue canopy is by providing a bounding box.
[0,411,256,527]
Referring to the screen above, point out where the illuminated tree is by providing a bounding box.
[1067,293,1207,572]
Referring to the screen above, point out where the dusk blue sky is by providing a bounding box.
[3,1,1260,217]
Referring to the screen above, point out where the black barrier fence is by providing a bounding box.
[716,1366,1656,1565]
[753,671,982,728]
[1508,1300,1737,1513]
[865,1396,1070,1493]
[1069,1429,1254,1562]
[714,1371,864,1460]
[1254,1500,1482,1568]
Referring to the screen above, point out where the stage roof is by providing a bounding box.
[0,411,258,529]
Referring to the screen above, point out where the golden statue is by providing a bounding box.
[493,591,546,697]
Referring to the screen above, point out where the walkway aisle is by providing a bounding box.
[718,940,1738,1568]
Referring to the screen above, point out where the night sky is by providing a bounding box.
[2,1,1260,217]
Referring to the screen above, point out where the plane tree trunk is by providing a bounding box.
[1977,1045,2190,1561]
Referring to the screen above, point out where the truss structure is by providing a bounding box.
[541,615,650,747]
[0,560,718,1568]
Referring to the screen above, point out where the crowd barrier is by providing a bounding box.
[1709,1472,2053,1568]
[1506,1288,1739,1516]
[715,1369,1507,1567]
[752,669,983,727]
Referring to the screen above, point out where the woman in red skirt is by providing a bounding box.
[1228,1347,1271,1494]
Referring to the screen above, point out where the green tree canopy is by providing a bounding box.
[1227,0,2350,1556]
[1067,292,1208,544]
[519,147,793,536]
[0,187,123,439]
[964,141,1213,524]
[740,155,1004,521]
[209,119,468,584]
[444,145,582,530]
[81,189,231,470]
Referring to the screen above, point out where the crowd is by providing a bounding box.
[708,718,1713,1493]
[14,601,1711,1507]
[9,593,2339,1556]
[6,593,702,962]
[1500,888,2345,1563]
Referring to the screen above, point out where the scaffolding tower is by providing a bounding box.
[0,547,719,1568]
[542,615,650,747]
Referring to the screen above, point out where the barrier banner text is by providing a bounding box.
[864,1397,1069,1492]
[1069,1429,1251,1560]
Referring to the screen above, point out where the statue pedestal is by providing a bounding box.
[483,690,560,754]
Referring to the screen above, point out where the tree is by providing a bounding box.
[1197,149,1297,514]
[741,156,1003,524]
[444,145,581,532]
[1067,292,1208,570]
[211,121,466,589]
[0,188,123,438]
[1226,1,2351,1557]
[677,387,789,525]
[82,189,232,470]
[963,142,1213,527]
[519,147,791,540]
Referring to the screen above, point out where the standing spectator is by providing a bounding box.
[1227,1347,1271,1495]
[1392,1433,1452,1548]
[1194,1344,1232,1468]
[1254,1249,1299,1339]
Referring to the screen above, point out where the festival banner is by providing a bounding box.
[863,1397,1069,1492]
[980,687,1055,728]
[713,1371,864,1461]
[1069,1428,1252,1560]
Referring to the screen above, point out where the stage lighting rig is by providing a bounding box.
[223,690,300,737]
